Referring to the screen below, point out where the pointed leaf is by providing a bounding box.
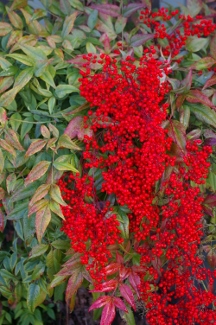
[50,184,67,206]
[100,300,115,325]
[7,53,35,66]
[65,272,83,303]
[0,23,13,36]
[5,129,24,151]
[30,244,49,258]
[91,279,118,293]
[25,161,50,186]
[27,283,46,313]
[186,37,209,52]
[0,139,16,156]
[29,184,50,207]
[119,284,136,310]
[55,84,79,98]
[49,200,65,220]
[0,76,14,94]
[123,3,146,17]
[25,139,47,157]
[113,297,127,312]
[28,199,49,217]
[89,296,110,311]
[61,12,78,38]
[210,32,216,60]
[36,203,51,242]
[130,34,154,47]
[186,90,214,108]
[192,57,216,70]
[58,134,81,150]
[0,209,5,232]
[186,103,216,128]
[90,4,120,17]
[203,75,216,90]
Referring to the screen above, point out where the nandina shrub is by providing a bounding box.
[0,0,216,324]
[56,5,216,325]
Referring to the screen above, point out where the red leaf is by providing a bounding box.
[186,90,214,108]
[203,75,216,90]
[113,297,127,312]
[91,279,118,293]
[105,263,120,276]
[90,4,120,17]
[123,3,146,18]
[119,265,131,281]
[0,209,4,232]
[119,284,136,310]
[65,272,83,303]
[89,296,110,311]
[128,271,141,297]
[100,300,116,325]
[204,194,216,207]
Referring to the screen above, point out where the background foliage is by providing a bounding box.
[0,0,216,324]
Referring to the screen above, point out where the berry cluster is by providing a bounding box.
[139,8,215,57]
[58,7,216,324]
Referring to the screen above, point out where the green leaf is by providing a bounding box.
[186,103,216,128]
[19,44,47,61]
[120,307,136,325]
[68,0,84,10]
[50,184,67,206]
[20,116,34,139]
[55,84,79,98]
[58,134,81,150]
[30,244,49,258]
[186,37,209,52]
[10,112,22,131]
[27,283,46,313]
[86,42,97,54]
[49,200,65,220]
[53,155,79,173]
[7,53,35,66]
[87,10,98,30]
[51,239,70,250]
[115,16,127,34]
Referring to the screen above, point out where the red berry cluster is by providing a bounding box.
[59,48,214,325]
[139,8,216,57]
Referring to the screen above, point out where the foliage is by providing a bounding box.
[0,0,216,324]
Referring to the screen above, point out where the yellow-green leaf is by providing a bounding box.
[25,161,50,186]
[5,128,24,151]
[0,22,13,36]
[50,184,67,206]
[29,184,50,207]
[7,53,35,66]
[36,203,51,242]
[58,134,81,151]
[25,139,47,157]
[61,12,78,38]
[0,138,16,156]
[49,200,65,220]
[6,7,24,29]
[28,198,49,217]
